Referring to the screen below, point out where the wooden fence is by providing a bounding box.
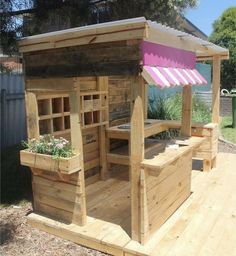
[0,74,26,149]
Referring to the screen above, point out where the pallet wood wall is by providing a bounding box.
[23,41,141,78]
[109,76,131,126]
[143,150,192,238]
[34,77,103,179]
[32,169,85,223]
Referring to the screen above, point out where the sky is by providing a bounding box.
[185,0,236,37]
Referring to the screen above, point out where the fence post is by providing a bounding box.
[1,89,7,149]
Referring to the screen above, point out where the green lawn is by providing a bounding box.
[220,116,236,144]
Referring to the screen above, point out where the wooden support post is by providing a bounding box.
[25,91,40,140]
[97,76,109,180]
[130,76,144,242]
[140,168,149,244]
[181,85,192,137]
[25,91,40,211]
[212,56,221,124]
[69,85,87,226]
[141,78,148,119]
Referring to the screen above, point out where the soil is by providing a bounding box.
[1,140,236,256]
[0,204,108,256]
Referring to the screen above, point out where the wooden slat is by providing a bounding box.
[97,76,109,180]
[69,89,86,225]
[107,153,129,166]
[130,76,144,242]
[19,26,145,52]
[140,168,149,244]
[181,85,192,137]
[19,19,146,46]
[26,77,77,92]
[27,213,128,256]
[84,158,100,171]
[34,201,73,223]
[25,92,39,139]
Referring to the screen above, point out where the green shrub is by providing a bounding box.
[148,93,211,139]
[148,93,211,123]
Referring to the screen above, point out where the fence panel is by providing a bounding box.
[0,74,26,149]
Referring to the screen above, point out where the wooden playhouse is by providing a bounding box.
[19,17,229,255]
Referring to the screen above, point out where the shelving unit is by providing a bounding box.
[80,91,108,128]
[37,94,71,137]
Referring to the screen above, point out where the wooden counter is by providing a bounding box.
[106,119,215,140]
[140,136,206,240]
[107,136,206,168]
[142,136,206,172]
[106,119,168,140]
[106,119,217,171]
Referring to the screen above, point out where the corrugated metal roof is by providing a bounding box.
[147,20,228,59]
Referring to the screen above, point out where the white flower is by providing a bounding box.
[56,143,64,149]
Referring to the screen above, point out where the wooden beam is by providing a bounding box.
[197,55,229,61]
[20,28,145,53]
[181,85,192,137]
[26,78,78,92]
[25,92,40,140]
[69,88,87,226]
[97,76,109,180]
[212,56,221,123]
[130,76,144,242]
[140,78,148,119]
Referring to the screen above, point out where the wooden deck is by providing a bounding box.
[28,153,236,256]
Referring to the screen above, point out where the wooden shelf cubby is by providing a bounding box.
[80,90,108,128]
[37,94,70,136]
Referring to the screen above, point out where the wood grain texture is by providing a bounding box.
[25,92,40,139]
[108,76,131,126]
[24,42,141,78]
[27,153,236,256]
[130,76,144,242]
[69,89,87,225]
[181,85,192,137]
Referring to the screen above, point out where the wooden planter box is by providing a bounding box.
[20,150,81,174]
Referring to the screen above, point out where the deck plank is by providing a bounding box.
[124,153,236,256]
[27,153,236,256]
[163,154,235,256]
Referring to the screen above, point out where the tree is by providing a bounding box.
[107,0,197,27]
[209,7,236,90]
[0,0,198,55]
[0,0,32,55]
[30,0,198,30]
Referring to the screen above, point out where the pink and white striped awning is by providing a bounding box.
[142,66,208,88]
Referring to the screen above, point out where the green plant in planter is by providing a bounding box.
[22,135,74,159]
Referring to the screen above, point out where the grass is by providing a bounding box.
[148,93,211,139]
[220,116,236,144]
[1,144,32,207]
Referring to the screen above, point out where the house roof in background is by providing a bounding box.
[179,16,208,40]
